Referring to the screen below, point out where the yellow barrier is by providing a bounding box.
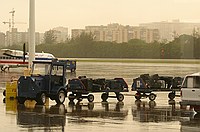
[5,98,17,112]
[5,81,17,99]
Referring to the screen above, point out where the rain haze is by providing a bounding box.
[0,0,200,33]
[1,1,200,132]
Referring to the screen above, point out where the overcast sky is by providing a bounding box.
[1,0,200,33]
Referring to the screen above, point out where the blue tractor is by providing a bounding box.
[17,59,68,105]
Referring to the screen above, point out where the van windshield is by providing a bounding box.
[182,76,200,88]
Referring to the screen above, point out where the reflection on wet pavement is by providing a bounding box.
[1,60,200,131]
[132,100,180,123]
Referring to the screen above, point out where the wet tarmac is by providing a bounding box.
[1,59,200,132]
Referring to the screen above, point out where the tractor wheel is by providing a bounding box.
[117,93,124,102]
[149,93,156,101]
[87,94,94,102]
[168,92,175,100]
[36,93,46,105]
[135,92,141,100]
[101,93,108,102]
[18,97,26,104]
[56,90,66,104]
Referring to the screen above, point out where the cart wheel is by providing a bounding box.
[101,93,108,102]
[18,97,26,104]
[68,94,75,102]
[56,90,66,104]
[168,92,175,100]
[87,94,94,102]
[36,93,46,105]
[149,93,156,101]
[117,93,124,102]
[135,92,141,100]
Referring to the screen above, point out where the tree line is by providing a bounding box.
[4,32,200,59]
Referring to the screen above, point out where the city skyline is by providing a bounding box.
[1,0,200,33]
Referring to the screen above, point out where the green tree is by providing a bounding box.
[71,32,94,45]
[43,30,57,44]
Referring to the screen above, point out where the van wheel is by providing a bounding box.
[56,90,66,104]
[149,93,156,101]
[36,93,46,105]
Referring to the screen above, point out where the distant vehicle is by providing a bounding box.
[180,72,200,113]
[0,49,55,71]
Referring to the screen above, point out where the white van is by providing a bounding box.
[180,72,200,113]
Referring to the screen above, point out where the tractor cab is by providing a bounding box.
[17,59,68,105]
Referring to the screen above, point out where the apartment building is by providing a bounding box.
[71,29,85,39]
[52,27,68,43]
[72,23,159,43]
[0,32,5,47]
[5,28,40,47]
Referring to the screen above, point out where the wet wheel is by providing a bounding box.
[56,90,66,104]
[68,94,75,102]
[168,92,175,100]
[87,94,94,102]
[18,97,26,104]
[36,92,46,105]
[101,93,108,102]
[149,93,156,101]
[117,93,124,102]
[135,92,141,100]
